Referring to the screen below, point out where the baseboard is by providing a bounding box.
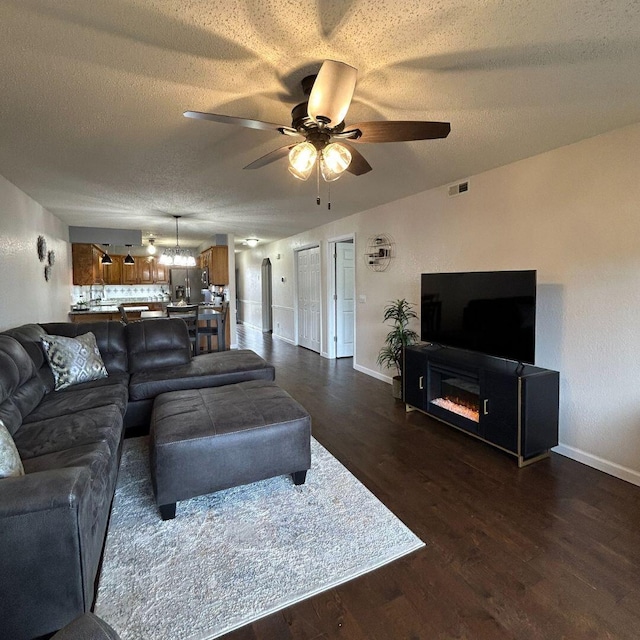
[239,321,261,331]
[553,443,640,487]
[273,334,296,346]
[353,363,392,384]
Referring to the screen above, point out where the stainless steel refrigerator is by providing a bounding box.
[169,267,209,304]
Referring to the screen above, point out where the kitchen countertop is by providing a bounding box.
[70,305,151,314]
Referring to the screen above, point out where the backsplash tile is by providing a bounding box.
[71,284,168,304]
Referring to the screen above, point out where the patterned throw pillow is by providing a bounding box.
[41,332,108,391]
[0,418,24,478]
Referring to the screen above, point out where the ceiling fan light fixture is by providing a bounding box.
[320,142,352,181]
[308,60,357,126]
[288,141,317,181]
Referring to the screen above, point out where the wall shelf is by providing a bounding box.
[365,234,394,272]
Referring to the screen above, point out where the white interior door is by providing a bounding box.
[297,246,321,352]
[335,241,354,357]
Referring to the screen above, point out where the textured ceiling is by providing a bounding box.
[1,0,639,249]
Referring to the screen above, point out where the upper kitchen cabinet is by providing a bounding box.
[154,261,169,284]
[122,258,138,285]
[137,257,154,284]
[101,255,122,285]
[72,244,104,285]
[122,256,169,285]
[200,246,229,285]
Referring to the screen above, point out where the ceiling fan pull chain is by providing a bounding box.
[316,162,321,205]
[328,183,331,210]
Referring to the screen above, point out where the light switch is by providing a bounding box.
[359,295,366,304]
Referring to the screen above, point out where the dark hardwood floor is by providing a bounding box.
[225,326,640,640]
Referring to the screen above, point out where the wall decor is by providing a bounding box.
[37,237,56,281]
[37,235,47,262]
[365,234,394,272]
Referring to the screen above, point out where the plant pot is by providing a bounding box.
[392,375,402,400]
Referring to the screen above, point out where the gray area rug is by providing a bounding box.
[95,436,424,639]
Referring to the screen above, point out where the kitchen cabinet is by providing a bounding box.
[101,255,122,285]
[78,250,170,286]
[154,262,169,284]
[132,256,169,284]
[199,249,210,272]
[123,258,169,285]
[72,244,104,285]
[70,312,119,323]
[137,258,154,284]
[121,260,137,285]
[199,246,229,285]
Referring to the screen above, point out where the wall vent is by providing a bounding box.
[448,180,469,197]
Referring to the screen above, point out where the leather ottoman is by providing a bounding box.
[149,380,311,520]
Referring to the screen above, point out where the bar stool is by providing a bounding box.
[199,301,228,352]
[166,304,200,355]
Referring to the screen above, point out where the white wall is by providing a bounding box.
[236,122,640,485]
[0,175,71,330]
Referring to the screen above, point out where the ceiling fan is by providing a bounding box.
[184,60,450,184]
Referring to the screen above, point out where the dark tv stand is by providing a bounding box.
[403,344,559,467]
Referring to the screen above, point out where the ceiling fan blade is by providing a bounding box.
[243,145,295,170]
[342,143,372,176]
[307,60,357,127]
[346,120,451,143]
[183,111,297,135]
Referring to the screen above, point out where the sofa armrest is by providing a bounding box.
[0,466,89,517]
[0,467,92,639]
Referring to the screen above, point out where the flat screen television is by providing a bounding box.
[421,270,536,363]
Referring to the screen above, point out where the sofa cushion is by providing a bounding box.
[128,349,275,401]
[125,318,191,374]
[0,418,24,478]
[41,321,128,375]
[42,333,109,390]
[13,404,124,460]
[0,335,47,435]
[23,376,128,424]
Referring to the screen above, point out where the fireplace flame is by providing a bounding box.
[431,397,479,423]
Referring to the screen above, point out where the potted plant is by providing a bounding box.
[377,299,419,399]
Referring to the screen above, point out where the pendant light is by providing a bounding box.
[147,238,157,255]
[101,244,112,265]
[159,216,196,267]
[124,245,135,265]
